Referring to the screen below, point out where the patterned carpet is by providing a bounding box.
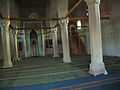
[0,56,120,90]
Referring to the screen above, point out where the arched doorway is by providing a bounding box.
[30,30,38,56]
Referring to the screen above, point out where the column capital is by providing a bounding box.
[52,27,57,34]
[50,21,57,27]
[1,20,10,27]
[12,30,18,35]
[59,18,69,25]
[85,0,100,5]
[36,30,41,34]
[54,27,58,31]
[26,30,31,34]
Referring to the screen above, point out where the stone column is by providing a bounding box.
[13,30,19,61]
[85,0,107,76]
[59,19,71,63]
[9,30,19,62]
[9,29,14,60]
[1,20,13,68]
[41,29,45,56]
[52,27,59,57]
[25,31,31,57]
[37,31,43,56]
[22,30,27,58]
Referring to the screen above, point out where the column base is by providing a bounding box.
[42,55,45,57]
[13,57,21,63]
[63,57,71,63]
[13,57,20,61]
[42,52,45,56]
[3,61,13,68]
[89,62,108,76]
[53,54,60,58]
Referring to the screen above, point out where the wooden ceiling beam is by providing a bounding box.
[66,0,82,17]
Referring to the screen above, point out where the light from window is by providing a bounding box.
[77,20,81,29]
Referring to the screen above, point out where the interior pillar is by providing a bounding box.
[85,0,107,76]
[10,30,19,62]
[1,20,13,68]
[13,30,19,61]
[9,29,14,60]
[59,19,71,63]
[41,29,45,56]
[26,31,31,57]
[37,31,43,56]
[22,30,27,58]
[52,27,59,57]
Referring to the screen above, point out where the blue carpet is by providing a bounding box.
[85,82,120,90]
[0,73,120,90]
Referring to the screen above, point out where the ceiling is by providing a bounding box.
[14,0,110,18]
[15,0,47,8]
[15,0,49,18]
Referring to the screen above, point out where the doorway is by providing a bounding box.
[30,30,38,56]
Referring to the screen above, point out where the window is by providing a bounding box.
[77,20,81,30]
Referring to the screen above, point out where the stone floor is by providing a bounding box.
[0,56,120,89]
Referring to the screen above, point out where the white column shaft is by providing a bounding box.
[37,31,43,56]
[26,32,31,57]
[52,28,59,57]
[22,30,27,58]
[60,20,71,63]
[42,29,45,56]
[14,31,19,60]
[12,30,19,61]
[1,21,13,68]
[86,0,107,76]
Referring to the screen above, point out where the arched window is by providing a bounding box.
[77,20,82,30]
